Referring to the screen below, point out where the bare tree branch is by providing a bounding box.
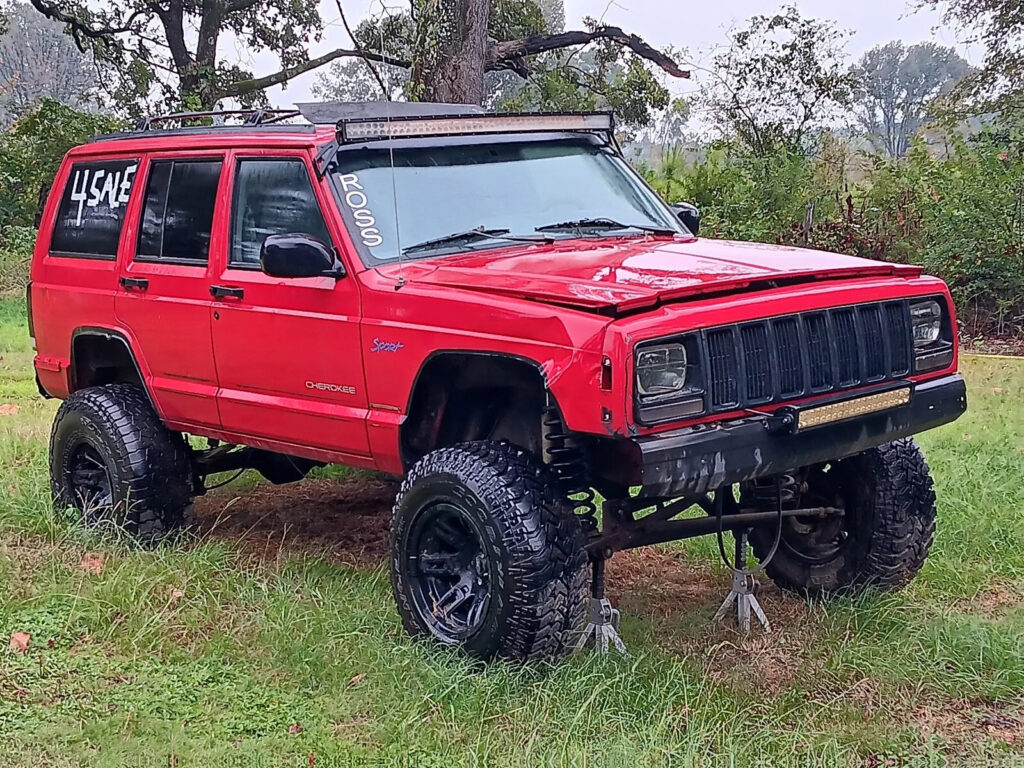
[487,25,689,79]
[336,0,390,100]
[27,0,144,50]
[224,47,411,99]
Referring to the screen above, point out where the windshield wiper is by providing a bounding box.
[535,218,676,236]
[401,226,553,256]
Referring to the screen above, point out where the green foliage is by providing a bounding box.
[25,0,330,113]
[867,129,1024,334]
[924,0,1024,121]
[643,124,1024,336]
[0,99,123,229]
[0,224,34,296]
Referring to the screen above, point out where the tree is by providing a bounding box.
[703,6,856,157]
[0,1,98,126]
[29,0,685,116]
[922,0,1024,120]
[853,42,970,156]
[26,0,359,113]
[315,1,684,131]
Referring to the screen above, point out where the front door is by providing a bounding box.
[210,151,370,459]
[114,153,223,428]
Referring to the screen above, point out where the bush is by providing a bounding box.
[642,128,1024,338]
[0,225,34,296]
[865,131,1024,336]
[0,99,123,229]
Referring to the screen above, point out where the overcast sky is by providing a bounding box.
[255,0,978,107]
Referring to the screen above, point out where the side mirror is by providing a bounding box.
[260,234,346,279]
[670,202,700,236]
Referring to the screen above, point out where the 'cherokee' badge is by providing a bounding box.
[305,381,356,395]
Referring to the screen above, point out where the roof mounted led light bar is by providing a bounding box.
[337,111,615,144]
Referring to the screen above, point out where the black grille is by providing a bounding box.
[704,301,913,411]
[775,317,802,397]
[707,328,739,406]
[804,313,831,389]
[741,323,772,401]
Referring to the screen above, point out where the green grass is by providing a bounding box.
[1,294,1022,767]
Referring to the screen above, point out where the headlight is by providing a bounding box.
[910,299,942,348]
[909,297,954,372]
[634,337,705,424]
[636,343,688,399]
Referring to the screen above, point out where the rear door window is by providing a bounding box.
[50,159,139,258]
[136,158,223,264]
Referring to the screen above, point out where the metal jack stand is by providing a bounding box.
[573,556,628,655]
[713,528,771,632]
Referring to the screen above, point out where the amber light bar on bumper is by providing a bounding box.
[796,387,912,430]
[338,112,615,143]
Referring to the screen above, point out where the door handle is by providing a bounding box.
[119,276,149,291]
[210,285,244,300]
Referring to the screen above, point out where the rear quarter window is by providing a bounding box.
[50,159,139,259]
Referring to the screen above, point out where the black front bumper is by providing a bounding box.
[635,374,967,498]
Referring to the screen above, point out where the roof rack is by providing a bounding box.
[133,108,301,132]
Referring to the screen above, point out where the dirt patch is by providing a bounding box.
[192,479,822,691]
[905,695,1023,751]
[605,545,820,693]
[605,546,722,617]
[952,583,1022,619]
[191,473,397,568]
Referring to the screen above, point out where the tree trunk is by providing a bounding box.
[409,0,490,105]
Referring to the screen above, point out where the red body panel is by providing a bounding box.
[29,129,961,476]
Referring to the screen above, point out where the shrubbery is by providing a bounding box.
[0,224,34,295]
[0,99,123,228]
[0,100,123,296]
[644,129,1024,338]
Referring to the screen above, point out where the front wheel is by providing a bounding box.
[748,438,937,596]
[390,441,588,663]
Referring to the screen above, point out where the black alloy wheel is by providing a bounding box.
[404,500,492,642]
[50,384,194,541]
[66,441,114,520]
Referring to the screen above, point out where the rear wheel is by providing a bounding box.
[50,384,193,542]
[390,441,588,662]
[747,438,937,596]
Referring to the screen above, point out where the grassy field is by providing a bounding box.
[0,294,1022,767]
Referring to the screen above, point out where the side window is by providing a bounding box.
[50,159,139,258]
[230,158,331,267]
[136,159,222,264]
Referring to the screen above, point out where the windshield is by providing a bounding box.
[329,138,684,264]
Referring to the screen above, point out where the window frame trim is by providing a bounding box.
[226,154,336,270]
[133,156,225,268]
[48,157,142,260]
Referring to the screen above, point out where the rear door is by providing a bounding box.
[32,154,141,398]
[209,150,370,458]
[114,152,224,428]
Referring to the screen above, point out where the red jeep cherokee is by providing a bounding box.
[29,104,966,662]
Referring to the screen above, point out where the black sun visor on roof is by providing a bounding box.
[295,100,485,124]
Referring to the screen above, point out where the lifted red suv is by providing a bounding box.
[30,104,966,662]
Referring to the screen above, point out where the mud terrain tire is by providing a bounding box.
[749,438,937,596]
[50,384,193,541]
[390,441,589,662]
